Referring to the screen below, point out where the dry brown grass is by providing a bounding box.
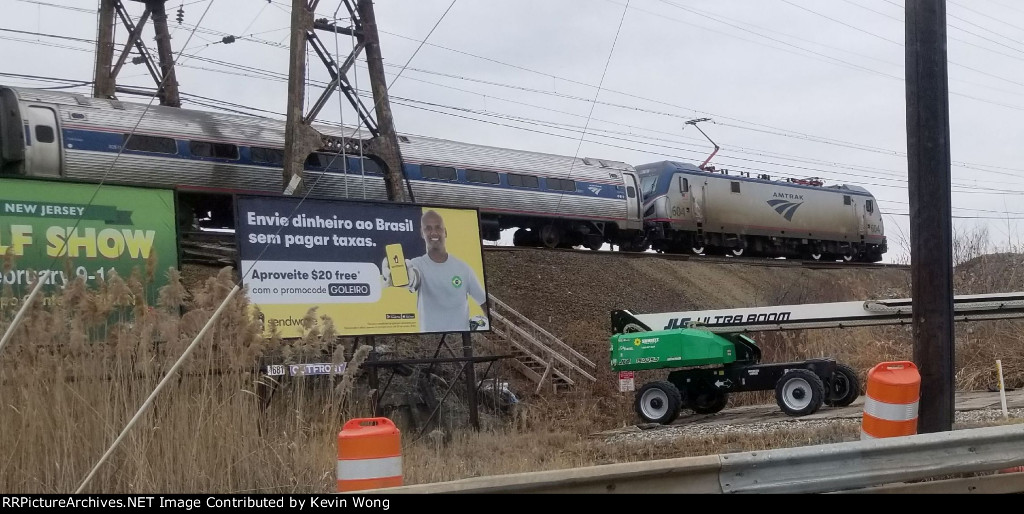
[3,246,1024,492]
[0,267,371,493]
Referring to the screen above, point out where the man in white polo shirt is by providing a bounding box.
[383,209,488,333]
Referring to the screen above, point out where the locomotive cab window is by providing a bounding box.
[866,200,874,213]
[548,178,576,192]
[466,169,499,184]
[123,134,177,154]
[34,125,55,144]
[507,173,539,188]
[730,181,740,193]
[190,140,238,160]
[422,165,457,181]
[679,177,689,193]
[640,175,658,197]
[844,195,852,205]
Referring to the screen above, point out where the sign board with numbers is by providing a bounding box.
[619,371,635,392]
[265,362,346,377]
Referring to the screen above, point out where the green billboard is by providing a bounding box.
[0,178,178,308]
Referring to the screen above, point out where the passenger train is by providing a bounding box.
[0,85,886,262]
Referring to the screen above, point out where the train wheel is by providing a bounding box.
[512,229,536,247]
[691,246,705,255]
[539,225,561,249]
[810,253,822,261]
[841,253,855,262]
[730,248,744,257]
[586,236,603,251]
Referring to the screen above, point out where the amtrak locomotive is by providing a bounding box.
[0,85,885,261]
[637,161,886,262]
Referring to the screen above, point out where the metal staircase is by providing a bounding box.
[484,294,597,394]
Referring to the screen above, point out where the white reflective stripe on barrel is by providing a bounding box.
[863,396,919,421]
[337,456,403,481]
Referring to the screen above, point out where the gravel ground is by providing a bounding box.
[600,407,1024,445]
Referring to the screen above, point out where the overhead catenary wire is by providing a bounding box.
[16,65,1024,204]
[555,0,630,218]
[9,4,1024,180]
[8,6,1024,208]
[14,62,1024,201]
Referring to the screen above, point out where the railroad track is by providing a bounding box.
[481,245,910,270]
[177,231,909,271]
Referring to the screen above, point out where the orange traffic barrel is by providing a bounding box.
[337,417,403,492]
[861,361,921,440]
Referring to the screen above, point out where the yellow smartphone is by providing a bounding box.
[385,243,409,287]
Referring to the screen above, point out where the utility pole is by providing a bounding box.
[91,0,181,107]
[905,0,954,433]
[282,0,410,201]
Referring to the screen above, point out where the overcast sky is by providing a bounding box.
[5,0,1024,264]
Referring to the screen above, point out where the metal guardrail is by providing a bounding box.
[363,423,1024,494]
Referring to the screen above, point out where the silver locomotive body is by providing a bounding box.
[638,161,886,262]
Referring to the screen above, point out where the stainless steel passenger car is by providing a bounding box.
[0,85,646,249]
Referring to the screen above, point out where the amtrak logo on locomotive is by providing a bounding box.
[766,199,804,222]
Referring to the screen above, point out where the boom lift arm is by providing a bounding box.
[612,292,1024,335]
[612,292,1024,424]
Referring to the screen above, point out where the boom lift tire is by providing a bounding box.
[687,383,729,414]
[634,381,683,424]
[775,369,825,416]
[824,363,861,407]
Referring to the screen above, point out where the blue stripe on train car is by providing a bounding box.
[61,127,626,200]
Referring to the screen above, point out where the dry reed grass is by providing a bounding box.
[0,267,372,493]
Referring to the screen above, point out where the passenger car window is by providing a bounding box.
[190,140,239,160]
[355,158,382,174]
[124,134,177,154]
[250,146,284,165]
[548,178,576,192]
[466,169,500,184]
[34,126,55,144]
[507,173,539,188]
[422,165,458,181]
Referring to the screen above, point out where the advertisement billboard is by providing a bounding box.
[235,195,489,337]
[0,178,178,307]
